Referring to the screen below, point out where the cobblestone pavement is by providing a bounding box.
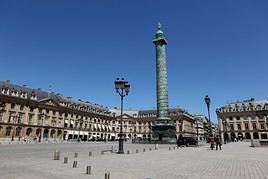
[0,141,267,179]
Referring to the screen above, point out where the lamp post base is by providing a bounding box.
[118,137,124,154]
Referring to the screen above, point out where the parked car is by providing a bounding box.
[177,137,197,147]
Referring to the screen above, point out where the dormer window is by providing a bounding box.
[21,92,27,98]
[31,94,37,100]
[1,88,9,95]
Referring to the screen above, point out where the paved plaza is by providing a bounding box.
[0,142,267,179]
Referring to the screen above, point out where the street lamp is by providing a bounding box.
[114,77,130,154]
[78,119,83,142]
[204,95,212,137]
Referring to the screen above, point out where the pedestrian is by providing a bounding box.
[215,135,222,150]
[210,136,215,150]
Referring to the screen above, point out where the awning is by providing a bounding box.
[65,120,68,123]
[111,133,116,137]
[97,124,101,130]
[108,126,112,131]
[102,125,105,130]
[93,124,97,129]
[137,134,143,138]
[70,120,74,125]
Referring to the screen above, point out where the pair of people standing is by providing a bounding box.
[210,135,222,150]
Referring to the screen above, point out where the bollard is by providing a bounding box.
[143,148,146,152]
[149,148,152,151]
[105,172,110,179]
[155,144,158,150]
[89,152,92,156]
[63,157,68,164]
[86,165,91,175]
[127,150,130,154]
[73,161,78,168]
[173,146,176,150]
[169,147,171,151]
[54,149,60,160]
[111,146,114,152]
[136,149,139,153]
[74,152,78,158]
[101,151,104,155]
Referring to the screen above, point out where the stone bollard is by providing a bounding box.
[169,147,171,151]
[89,152,92,156]
[63,157,68,164]
[54,149,60,160]
[149,148,152,151]
[86,166,91,175]
[155,144,158,150]
[73,161,78,168]
[111,146,114,152]
[127,150,130,154]
[136,149,139,153]
[143,148,146,152]
[105,172,110,179]
[74,152,78,158]
[173,146,176,150]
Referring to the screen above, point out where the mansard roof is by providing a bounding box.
[0,81,108,111]
[217,98,268,113]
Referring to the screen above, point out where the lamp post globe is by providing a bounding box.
[114,77,130,154]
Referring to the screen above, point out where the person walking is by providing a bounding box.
[210,136,215,150]
[215,135,222,150]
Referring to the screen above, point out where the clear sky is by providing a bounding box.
[1,1,268,123]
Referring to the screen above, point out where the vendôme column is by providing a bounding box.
[152,23,176,143]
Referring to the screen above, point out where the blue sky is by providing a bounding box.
[1,1,268,123]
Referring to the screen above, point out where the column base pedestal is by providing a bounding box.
[151,121,176,144]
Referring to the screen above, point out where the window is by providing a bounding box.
[237,124,241,130]
[229,117,233,121]
[5,127,12,136]
[29,107,34,112]
[15,127,21,136]
[20,105,24,111]
[230,124,234,131]
[245,123,249,130]
[260,123,265,130]
[2,88,9,94]
[11,103,15,109]
[28,114,33,124]
[252,123,257,130]
[236,116,240,120]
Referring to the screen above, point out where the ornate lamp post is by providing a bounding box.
[114,77,130,154]
[204,95,212,137]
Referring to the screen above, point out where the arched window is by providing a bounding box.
[15,127,21,136]
[5,127,12,136]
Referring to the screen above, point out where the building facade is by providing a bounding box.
[216,98,268,142]
[0,81,197,143]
